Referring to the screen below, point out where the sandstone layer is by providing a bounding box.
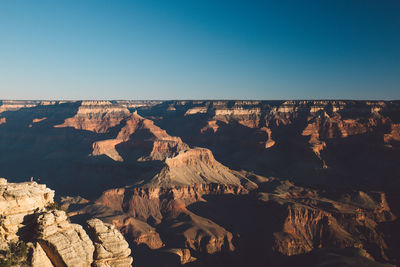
[86,218,133,267]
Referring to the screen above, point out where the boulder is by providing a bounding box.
[30,242,53,267]
[34,210,94,267]
[86,218,133,267]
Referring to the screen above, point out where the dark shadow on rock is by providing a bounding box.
[185,193,287,267]
[132,243,181,267]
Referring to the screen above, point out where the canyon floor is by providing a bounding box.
[1,100,400,266]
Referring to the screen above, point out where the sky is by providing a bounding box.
[0,0,399,100]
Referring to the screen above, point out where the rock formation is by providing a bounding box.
[0,178,54,246]
[34,210,95,267]
[113,216,164,250]
[86,218,133,267]
[30,242,54,267]
[54,101,131,133]
[254,179,396,263]
[0,178,133,267]
[91,111,188,162]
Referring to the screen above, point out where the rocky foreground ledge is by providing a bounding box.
[0,178,133,267]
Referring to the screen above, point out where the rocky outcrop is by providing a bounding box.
[86,218,133,267]
[0,178,54,216]
[0,179,133,267]
[0,178,54,246]
[34,210,95,267]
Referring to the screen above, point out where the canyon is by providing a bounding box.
[0,100,400,266]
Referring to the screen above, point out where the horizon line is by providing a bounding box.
[1,99,400,102]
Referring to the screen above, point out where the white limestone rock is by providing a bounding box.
[86,218,133,267]
[30,242,54,267]
[35,210,94,267]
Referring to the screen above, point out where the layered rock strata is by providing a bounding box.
[91,112,188,162]
[86,218,133,267]
[255,180,396,262]
[54,101,131,133]
[0,178,54,246]
[34,210,95,267]
[0,179,133,267]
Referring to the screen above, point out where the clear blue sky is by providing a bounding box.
[0,0,399,100]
